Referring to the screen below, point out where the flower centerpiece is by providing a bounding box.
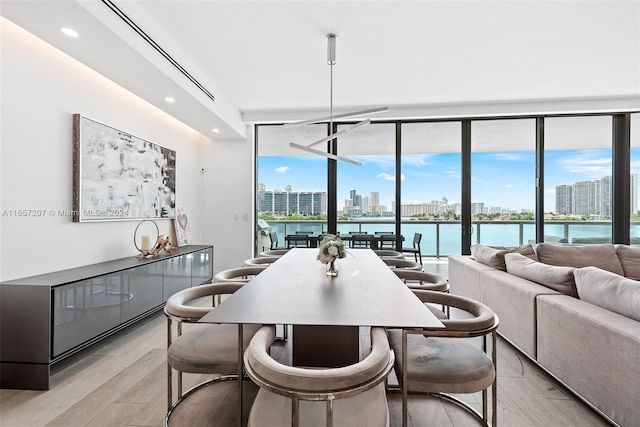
[317,234,347,277]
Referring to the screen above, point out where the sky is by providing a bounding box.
[259,147,640,213]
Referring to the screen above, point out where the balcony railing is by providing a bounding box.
[261,219,640,257]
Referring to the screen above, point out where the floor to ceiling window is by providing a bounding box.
[255,111,637,256]
[334,123,396,235]
[255,124,328,251]
[401,121,462,257]
[544,116,613,244]
[471,119,536,246]
[632,113,640,244]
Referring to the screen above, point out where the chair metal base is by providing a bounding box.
[429,392,493,427]
[386,387,495,427]
[164,374,244,427]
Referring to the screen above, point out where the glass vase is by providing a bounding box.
[326,259,338,277]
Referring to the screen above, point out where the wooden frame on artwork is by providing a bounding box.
[72,114,176,222]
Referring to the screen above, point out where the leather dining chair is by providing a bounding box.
[164,282,262,425]
[387,290,499,427]
[244,325,394,427]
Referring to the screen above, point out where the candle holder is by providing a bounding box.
[133,220,159,255]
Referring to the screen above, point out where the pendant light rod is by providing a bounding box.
[283,106,389,129]
[288,33,388,166]
[304,119,370,149]
[289,143,362,166]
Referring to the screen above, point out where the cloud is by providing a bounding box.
[274,166,289,173]
[504,184,515,188]
[488,152,529,162]
[555,152,611,178]
[377,173,405,181]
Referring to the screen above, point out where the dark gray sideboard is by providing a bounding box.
[0,245,213,390]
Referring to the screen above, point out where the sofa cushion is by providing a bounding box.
[471,245,509,270]
[615,245,640,280]
[574,266,640,322]
[505,253,578,297]
[471,244,537,271]
[534,243,625,276]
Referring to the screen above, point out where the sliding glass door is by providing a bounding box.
[401,122,462,257]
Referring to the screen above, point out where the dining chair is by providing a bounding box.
[393,269,451,318]
[387,290,499,427]
[244,325,394,427]
[381,257,423,271]
[164,282,262,425]
[373,249,404,259]
[259,249,290,257]
[242,256,280,267]
[213,265,268,284]
[402,232,423,264]
[392,270,449,292]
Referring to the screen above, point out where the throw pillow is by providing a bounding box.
[534,243,625,276]
[494,244,539,261]
[505,252,578,297]
[615,245,640,280]
[470,245,509,271]
[574,266,640,322]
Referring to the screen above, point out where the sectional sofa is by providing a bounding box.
[448,243,640,427]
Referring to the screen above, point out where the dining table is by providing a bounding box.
[199,247,444,426]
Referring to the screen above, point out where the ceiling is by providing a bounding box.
[2,0,639,140]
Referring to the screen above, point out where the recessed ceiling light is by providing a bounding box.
[61,27,79,38]
[212,128,220,133]
[165,97,175,103]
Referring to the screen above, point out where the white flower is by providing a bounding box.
[328,246,339,256]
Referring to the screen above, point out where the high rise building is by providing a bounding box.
[555,174,638,217]
[258,186,327,215]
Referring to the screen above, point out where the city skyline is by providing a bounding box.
[259,147,640,214]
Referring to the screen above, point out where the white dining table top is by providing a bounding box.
[200,248,444,329]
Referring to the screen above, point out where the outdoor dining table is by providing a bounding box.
[199,247,443,425]
[285,233,404,249]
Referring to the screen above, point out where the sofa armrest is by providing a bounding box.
[481,270,560,359]
[537,295,640,427]
[448,255,495,302]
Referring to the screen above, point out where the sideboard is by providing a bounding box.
[0,245,213,390]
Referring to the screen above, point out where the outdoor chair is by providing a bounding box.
[402,232,423,264]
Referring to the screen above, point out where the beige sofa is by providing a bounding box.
[448,243,640,427]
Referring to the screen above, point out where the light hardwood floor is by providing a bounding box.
[0,262,612,427]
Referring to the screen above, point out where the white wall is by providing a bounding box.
[201,126,255,271]
[0,18,252,281]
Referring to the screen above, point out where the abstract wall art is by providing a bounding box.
[72,114,176,222]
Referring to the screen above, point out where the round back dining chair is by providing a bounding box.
[259,249,290,257]
[213,265,268,283]
[392,270,449,292]
[381,258,423,271]
[387,290,499,427]
[373,249,404,259]
[245,325,394,427]
[242,256,280,267]
[164,282,262,425]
